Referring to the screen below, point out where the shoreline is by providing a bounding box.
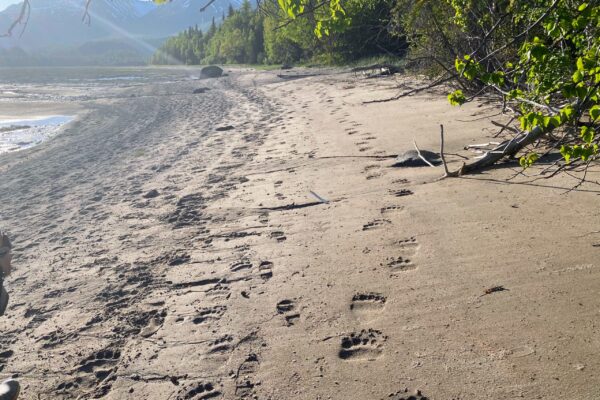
[0,115,74,154]
[0,67,598,399]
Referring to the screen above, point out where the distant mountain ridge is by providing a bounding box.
[0,0,239,65]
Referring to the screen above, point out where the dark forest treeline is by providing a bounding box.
[151,0,406,65]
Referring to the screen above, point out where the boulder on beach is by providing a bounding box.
[391,149,441,167]
[201,65,223,78]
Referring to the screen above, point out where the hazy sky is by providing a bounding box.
[0,0,20,10]
[0,0,157,11]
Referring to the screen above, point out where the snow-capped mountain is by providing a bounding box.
[0,0,234,51]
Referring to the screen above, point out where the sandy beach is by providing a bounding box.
[0,67,599,399]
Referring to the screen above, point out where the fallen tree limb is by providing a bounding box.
[259,201,324,211]
[464,142,501,150]
[440,125,451,177]
[363,74,455,104]
[491,118,518,135]
[458,125,550,174]
[413,139,436,168]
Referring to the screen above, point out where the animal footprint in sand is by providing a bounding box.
[381,205,404,214]
[176,381,222,399]
[193,306,226,324]
[276,299,300,326]
[339,329,387,360]
[363,219,391,231]
[235,353,260,398]
[350,293,386,320]
[363,164,380,173]
[208,335,234,354]
[366,173,382,180]
[259,261,274,281]
[258,212,269,224]
[386,256,416,272]
[385,389,430,400]
[137,309,167,338]
[230,260,253,273]
[364,165,382,180]
[56,348,121,397]
[206,282,231,299]
[0,350,13,372]
[390,189,414,197]
[395,237,420,255]
[270,231,287,242]
[77,348,120,374]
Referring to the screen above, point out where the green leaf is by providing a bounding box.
[560,106,575,121]
[581,126,595,144]
[448,90,466,106]
[590,105,600,121]
[489,71,504,85]
[573,70,584,83]
[520,152,539,169]
[543,116,561,128]
[529,44,547,60]
[560,145,572,163]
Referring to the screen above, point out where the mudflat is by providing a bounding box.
[0,67,598,399]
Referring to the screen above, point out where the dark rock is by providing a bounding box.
[143,189,160,199]
[201,65,223,78]
[391,150,441,167]
[281,63,293,70]
[216,125,234,132]
[193,87,210,94]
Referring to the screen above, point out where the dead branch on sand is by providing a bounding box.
[363,74,455,104]
[412,139,436,168]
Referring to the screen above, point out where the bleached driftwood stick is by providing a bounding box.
[412,139,436,168]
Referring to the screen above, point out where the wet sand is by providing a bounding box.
[0,67,599,399]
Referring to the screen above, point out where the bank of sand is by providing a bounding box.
[0,68,599,399]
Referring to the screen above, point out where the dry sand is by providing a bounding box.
[0,67,599,400]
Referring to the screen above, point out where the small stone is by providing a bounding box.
[143,189,159,199]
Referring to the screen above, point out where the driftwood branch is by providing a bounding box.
[460,125,549,174]
[464,142,501,150]
[412,139,436,168]
[440,125,452,177]
[491,118,518,136]
[363,75,455,104]
[438,123,555,177]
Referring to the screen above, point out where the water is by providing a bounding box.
[0,66,210,153]
[0,66,207,85]
[0,115,74,154]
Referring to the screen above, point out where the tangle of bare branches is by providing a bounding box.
[1,0,30,38]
